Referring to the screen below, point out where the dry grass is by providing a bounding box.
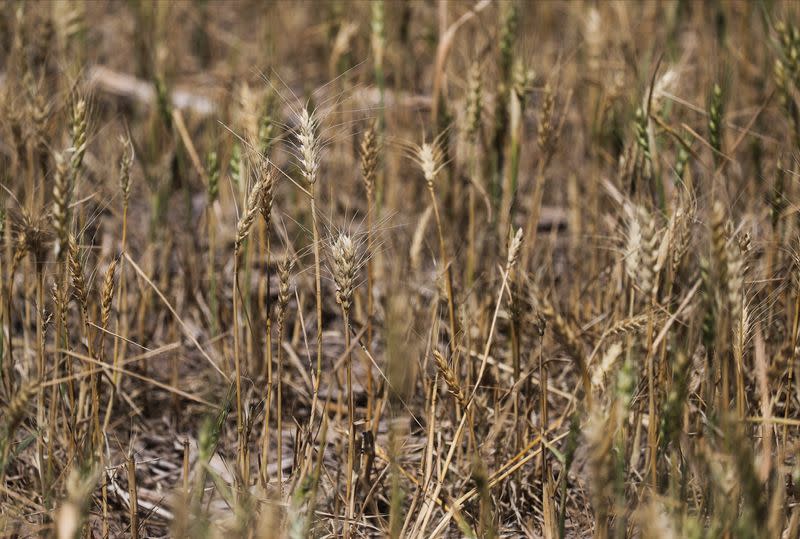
[2,1,800,538]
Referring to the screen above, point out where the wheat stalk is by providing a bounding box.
[332,232,357,536]
[274,257,293,491]
[232,172,267,484]
[360,121,378,425]
[105,136,134,435]
[433,350,466,406]
[296,104,325,427]
[51,152,71,259]
[416,140,458,357]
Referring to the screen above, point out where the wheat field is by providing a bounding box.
[1,1,800,537]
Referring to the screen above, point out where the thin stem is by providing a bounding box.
[276,318,284,492]
[4,261,16,397]
[310,191,324,422]
[233,251,245,485]
[35,268,45,496]
[539,333,548,486]
[365,196,374,427]
[127,453,139,539]
[48,270,65,492]
[260,235,273,488]
[104,201,129,432]
[208,205,219,347]
[428,187,458,357]
[264,233,272,382]
[344,307,354,539]
[644,299,657,489]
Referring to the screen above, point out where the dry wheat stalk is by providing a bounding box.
[273,255,293,490]
[537,83,555,155]
[624,203,659,298]
[360,120,379,424]
[258,159,275,227]
[507,227,523,269]
[670,203,694,275]
[433,350,466,406]
[418,142,444,191]
[331,230,359,537]
[361,123,378,197]
[51,152,71,258]
[277,258,292,329]
[234,176,266,255]
[295,104,325,426]
[68,96,87,177]
[119,135,133,204]
[332,234,356,315]
[297,107,321,186]
[100,258,117,332]
[232,172,268,483]
[67,235,88,314]
[415,139,458,357]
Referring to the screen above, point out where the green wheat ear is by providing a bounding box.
[708,82,724,161]
[635,106,651,163]
[206,150,219,203]
[674,145,689,182]
[258,88,278,156]
[198,384,233,464]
